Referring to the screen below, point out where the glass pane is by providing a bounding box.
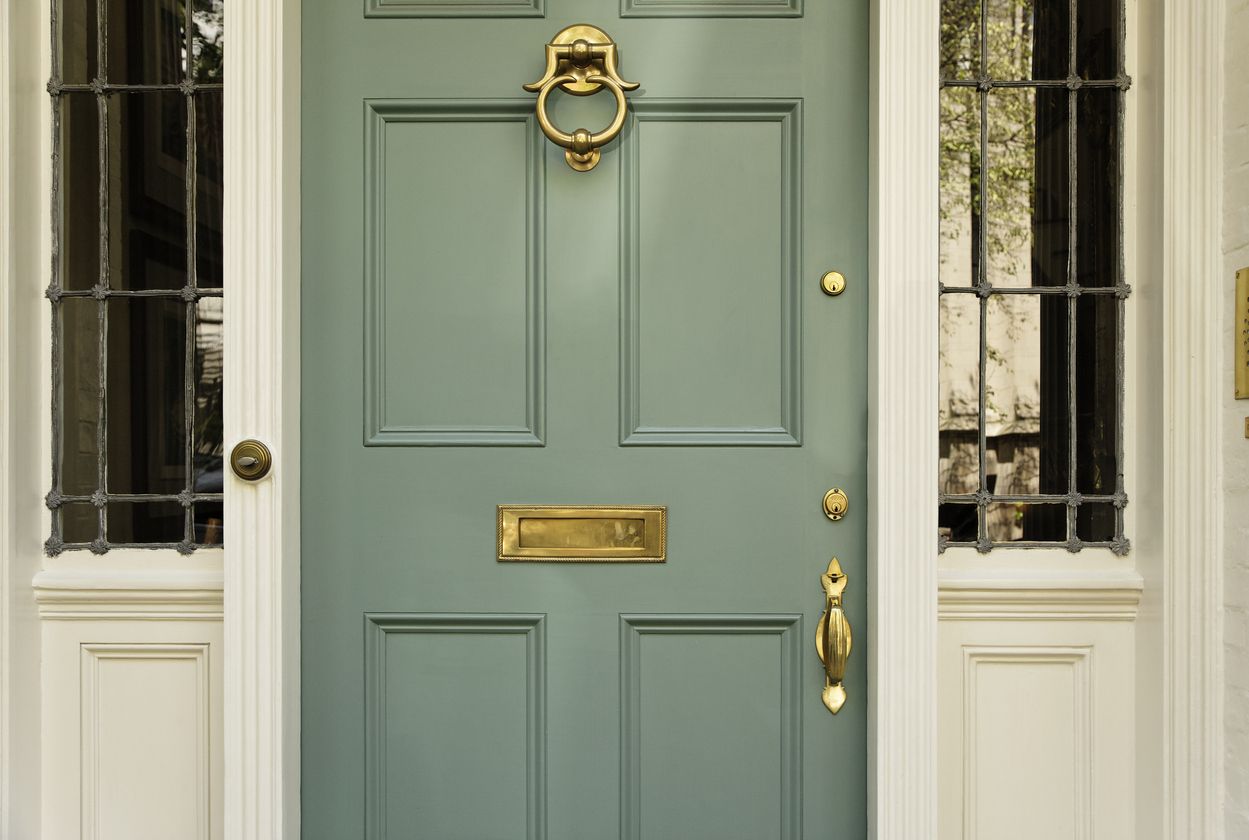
[62,503,99,543]
[984,0,1073,81]
[60,94,101,291]
[1031,0,1072,79]
[1076,89,1120,287]
[60,299,101,495]
[939,501,979,543]
[59,0,99,83]
[1075,295,1119,494]
[940,293,981,442]
[1077,0,1119,79]
[106,0,186,84]
[108,92,188,290]
[940,86,980,288]
[940,0,980,80]
[1031,88,1070,289]
[193,297,224,493]
[987,434,1039,496]
[195,91,224,288]
[985,294,1039,435]
[107,501,185,543]
[105,297,187,494]
[1076,502,1116,541]
[992,501,1066,541]
[195,503,224,546]
[985,88,1068,288]
[192,0,224,82]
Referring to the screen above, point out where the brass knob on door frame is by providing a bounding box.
[230,439,273,482]
[523,24,639,172]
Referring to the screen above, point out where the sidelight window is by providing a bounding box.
[46,0,225,554]
[938,0,1130,553]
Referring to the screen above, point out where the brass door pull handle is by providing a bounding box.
[523,25,639,172]
[815,557,852,715]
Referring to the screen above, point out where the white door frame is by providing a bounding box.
[221,2,943,835]
[0,0,1221,837]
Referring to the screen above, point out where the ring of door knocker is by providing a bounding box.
[523,25,640,172]
[815,557,853,715]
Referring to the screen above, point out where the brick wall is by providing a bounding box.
[1226,0,1249,832]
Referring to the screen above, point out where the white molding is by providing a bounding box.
[32,569,224,620]
[868,0,939,836]
[1,0,46,835]
[1160,0,1226,837]
[223,0,302,837]
[960,646,1094,840]
[79,643,212,840]
[939,580,1143,622]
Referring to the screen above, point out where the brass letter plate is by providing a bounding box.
[497,506,666,563]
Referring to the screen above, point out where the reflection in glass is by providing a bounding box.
[106,0,185,84]
[1075,294,1119,495]
[60,94,101,292]
[108,501,185,543]
[939,86,980,288]
[105,297,187,495]
[60,299,100,496]
[195,91,224,287]
[940,0,980,80]
[1076,89,1121,287]
[108,92,188,290]
[937,0,1126,551]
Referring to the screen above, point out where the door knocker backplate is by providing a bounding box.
[523,25,639,172]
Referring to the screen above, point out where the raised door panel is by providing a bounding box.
[365,614,546,840]
[364,102,544,446]
[620,101,801,446]
[620,615,801,840]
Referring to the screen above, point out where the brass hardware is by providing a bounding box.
[814,557,852,715]
[523,25,639,172]
[822,488,849,521]
[230,439,273,482]
[498,505,665,562]
[1237,268,1249,398]
[820,270,847,296]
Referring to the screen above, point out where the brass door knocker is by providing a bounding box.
[523,25,639,172]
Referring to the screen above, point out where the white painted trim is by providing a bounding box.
[868,0,940,836]
[1159,1,1226,836]
[0,0,46,835]
[31,569,224,620]
[223,0,302,836]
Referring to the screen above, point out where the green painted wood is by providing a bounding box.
[302,0,870,836]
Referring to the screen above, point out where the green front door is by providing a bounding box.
[301,2,869,837]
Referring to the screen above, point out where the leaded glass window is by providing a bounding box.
[938,0,1130,553]
[47,0,225,554]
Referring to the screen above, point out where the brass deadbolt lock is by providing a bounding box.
[820,270,847,296]
[822,488,849,521]
[230,439,273,482]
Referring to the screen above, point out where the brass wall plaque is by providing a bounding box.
[498,506,666,563]
[1238,268,1249,399]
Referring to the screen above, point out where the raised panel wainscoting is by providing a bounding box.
[937,572,1141,840]
[35,570,224,840]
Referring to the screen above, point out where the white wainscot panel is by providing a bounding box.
[41,617,224,840]
[938,614,1135,840]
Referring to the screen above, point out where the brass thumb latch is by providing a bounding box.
[815,557,852,715]
[523,25,639,172]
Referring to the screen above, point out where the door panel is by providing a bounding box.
[302,1,870,837]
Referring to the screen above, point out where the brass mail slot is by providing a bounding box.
[497,505,666,563]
